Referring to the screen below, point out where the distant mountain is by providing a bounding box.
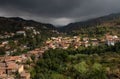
[60,13,120,37]
[0,17,58,37]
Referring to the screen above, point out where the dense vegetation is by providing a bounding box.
[30,43,120,79]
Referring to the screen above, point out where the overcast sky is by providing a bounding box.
[0,0,120,26]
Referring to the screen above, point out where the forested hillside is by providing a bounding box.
[0,17,58,37]
[30,43,120,79]
[60,13,120,37]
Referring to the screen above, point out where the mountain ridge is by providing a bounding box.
[0,12,120,37]
[0,16,57,33]
[59,13,120,36]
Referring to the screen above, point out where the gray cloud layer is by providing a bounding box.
[0,0,120,26]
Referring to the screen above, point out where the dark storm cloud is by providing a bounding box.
[0,0,82,17]
[0,0,120,25]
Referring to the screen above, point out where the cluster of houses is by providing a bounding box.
[0,26,40,39]
[0,46,49,79]
[106,35,120,46]
[45,35,120,49]
[0,32,15,39]
[45,36,81,49]
[0,47,49,79]
[0,26,41,55]
[0,40,29,56]
[28,48,45,59]
[15,26,40,37]
[0,55,30,79]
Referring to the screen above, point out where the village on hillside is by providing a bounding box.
[0,27,120,79]
[0,29,120,79]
